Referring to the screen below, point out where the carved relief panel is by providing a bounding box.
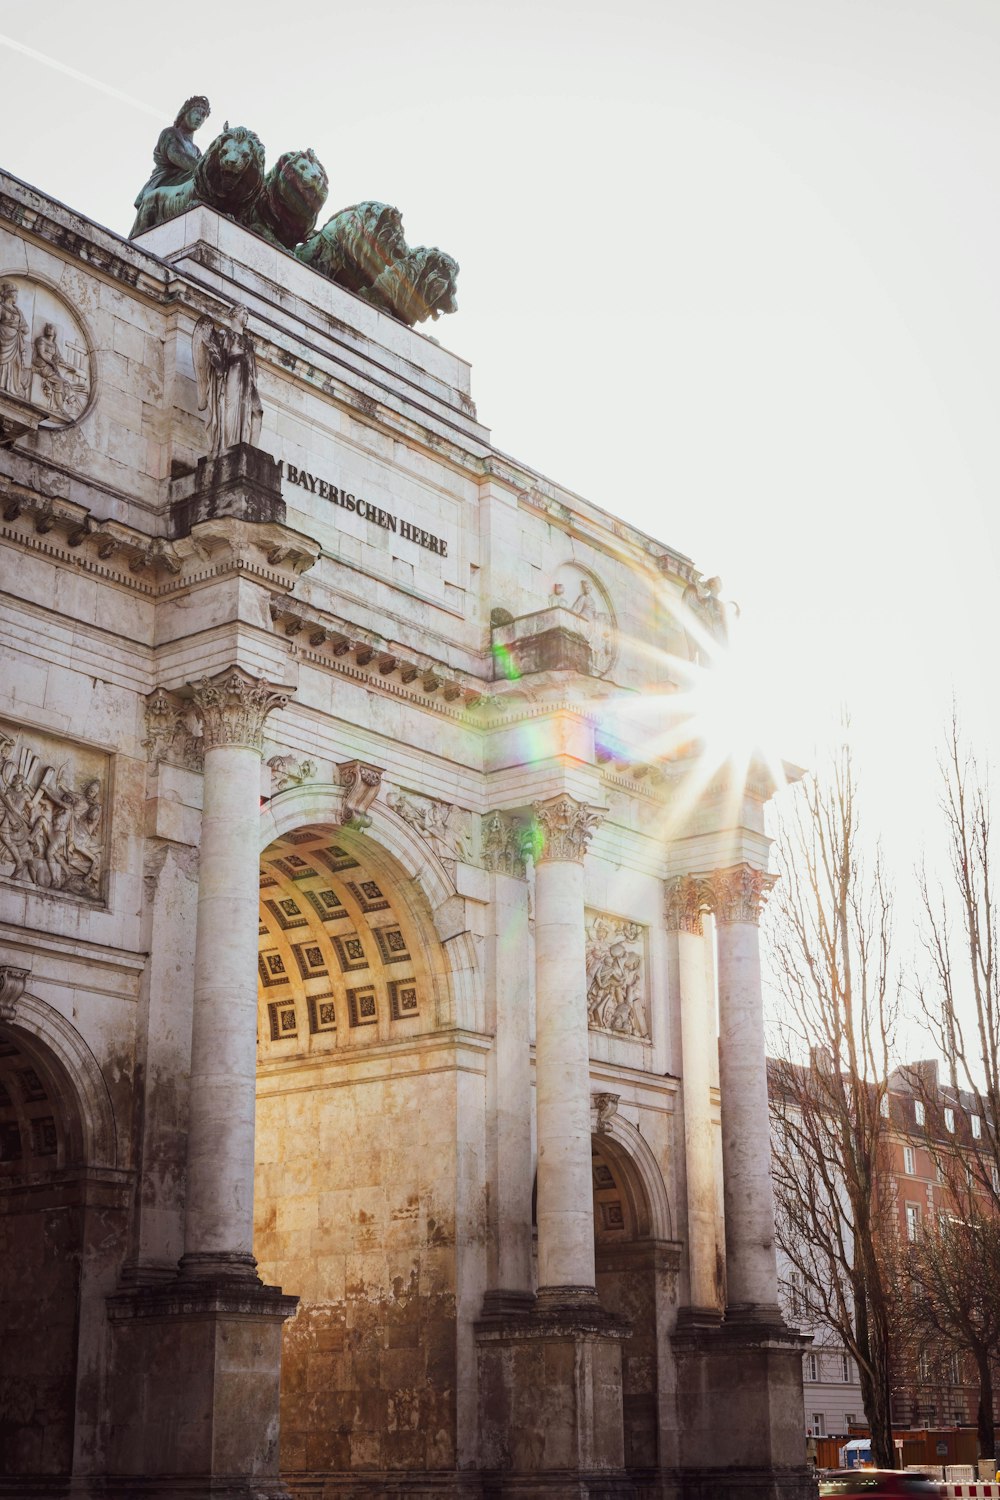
[0,720,109,905]
[551,563,617,677]
[0,276,94,433]
[585,911,650,1041]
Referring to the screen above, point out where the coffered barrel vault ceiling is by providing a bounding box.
[257,827,427,1053]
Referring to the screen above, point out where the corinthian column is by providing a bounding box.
[707,862,781,1319]
[665,875,719,1320]
[530,794,604,1302]
[181,666,291,1280]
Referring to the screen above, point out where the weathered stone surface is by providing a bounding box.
[0,161,804,1500]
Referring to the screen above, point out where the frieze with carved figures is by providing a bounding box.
[0,276,93,435]
[585,913,650,1040]
[0,722,108,904]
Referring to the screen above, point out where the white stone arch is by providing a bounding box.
[260,783,485,1032]
[595,1116,673,1243]
[4,988,118,1170]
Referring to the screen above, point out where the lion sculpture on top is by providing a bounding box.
[130,124,265,237]
[360,246,460,325]
[242,148,329,250]
[296,201,407,294]
[296,203,459,326]
[130,100,459,325]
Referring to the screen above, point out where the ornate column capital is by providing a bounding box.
[664,874,708,935]
[0,965,30,1023]
[188,666,293,755]
[527,795,604,865]
[703,863,777,926]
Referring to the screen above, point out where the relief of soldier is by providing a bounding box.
[0,731,104,902]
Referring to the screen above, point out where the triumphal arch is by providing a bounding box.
[0,105,811,1500]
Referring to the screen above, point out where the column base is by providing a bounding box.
[476,1291,632,1488]
[672,1307,813,1500]
[177,1250,262,1282]
[674,1305,723,1334]
[105,1275,298,1494]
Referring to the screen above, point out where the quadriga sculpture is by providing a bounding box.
[360,246,460,326]
[243,150,329,251]
[130,125,265,237]
[296,201,407,295]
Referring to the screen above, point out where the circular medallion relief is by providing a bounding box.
[0,275,94,430]
[553,564,618,677]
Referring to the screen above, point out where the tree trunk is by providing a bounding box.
[855,1290,896,1468]
[976,1347,995,1462]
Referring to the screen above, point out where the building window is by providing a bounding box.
[993,1163,1000,1194]
[914,1100,926,1126]
[841,1353,851,1383]
[903,1145,916,1176]
[906,1202,921,1242]
[945,1107,955,1133]
[918,1349,931,1382]
[972,1114,982,1139]
[950,1353,961,1384]
[880,1094,890,1118]
[811,1413,827,1437]
[806,1353,819,1382]
[789,1271,807,1318]
[845,1412,857,1428]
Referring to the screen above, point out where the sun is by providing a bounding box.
[591,587,794,837]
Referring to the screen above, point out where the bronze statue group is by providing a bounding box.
[130,96,459,329]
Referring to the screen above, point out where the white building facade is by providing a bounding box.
[0,170,812,1499]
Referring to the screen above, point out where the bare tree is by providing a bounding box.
[768,741,900,1468]
[913,713,1000,1457]
[906,1197,1000,1459]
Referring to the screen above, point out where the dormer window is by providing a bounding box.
[914,1100,926,1126]
[945,1107,955,1133]
[972,1115,982,1139]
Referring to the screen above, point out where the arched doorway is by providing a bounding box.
[253,819,465,1482]
[0,1022,86,1479]
[592,1133,667,1476]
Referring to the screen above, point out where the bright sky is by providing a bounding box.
[1,0,997,889]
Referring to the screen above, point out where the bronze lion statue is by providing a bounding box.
[295,201,407,294]
[130,125,265,237]
[361,246,460,327]
[243,149,329,250]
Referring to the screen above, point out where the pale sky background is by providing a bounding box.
[1,0,998,919]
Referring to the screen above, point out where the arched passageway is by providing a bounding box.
[253,819,467,1481]
[0,1023,86,1479]
[592,1133,663,1472]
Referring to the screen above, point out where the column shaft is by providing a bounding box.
[179,665,290,1280]
[716,909,780,1313]
[184,742,263,1271]
[534,855,595,1294]
[676,923,719,1313]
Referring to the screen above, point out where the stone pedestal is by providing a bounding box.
[169,443,286,536]
[672,1317,815,1500]
[476,1300,635,1499]
[106,1277,298,1499]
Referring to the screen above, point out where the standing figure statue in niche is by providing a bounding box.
[192,306,263,456]
[682,575,738,664]
[0,282,30,398]
[131,96,211,236]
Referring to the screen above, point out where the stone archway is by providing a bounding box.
[592,1130,675,1478]
[0,1016,90,1480]
[253,814,480,1485]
